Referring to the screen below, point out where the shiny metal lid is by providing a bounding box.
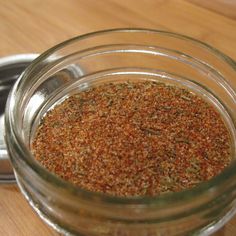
[0,54,38,183]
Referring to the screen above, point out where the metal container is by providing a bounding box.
[0,54,38,183]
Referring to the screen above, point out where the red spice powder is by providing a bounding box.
[32,81,231,196]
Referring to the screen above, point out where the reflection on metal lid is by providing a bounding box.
[0,54,38,183]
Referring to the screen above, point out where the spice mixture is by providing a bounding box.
[32,81,231,196]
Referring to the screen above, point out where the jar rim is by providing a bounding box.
[6,28,236,205]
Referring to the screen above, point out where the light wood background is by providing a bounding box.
[0,0,236,235]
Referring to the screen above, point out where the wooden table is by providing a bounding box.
[0,1,235,235]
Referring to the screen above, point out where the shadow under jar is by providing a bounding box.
[4,29,236,236]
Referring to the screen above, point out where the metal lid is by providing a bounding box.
[0,54,38,183]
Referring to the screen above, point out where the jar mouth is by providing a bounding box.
[5,28,236,205]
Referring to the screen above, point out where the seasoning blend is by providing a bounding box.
[5,29,236,236]
[32,80,231,197]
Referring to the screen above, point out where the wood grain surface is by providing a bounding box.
[0,1,236,235]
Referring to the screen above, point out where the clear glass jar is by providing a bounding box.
[5,29,236,236]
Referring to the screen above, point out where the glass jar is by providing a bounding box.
[5,29,236,236]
